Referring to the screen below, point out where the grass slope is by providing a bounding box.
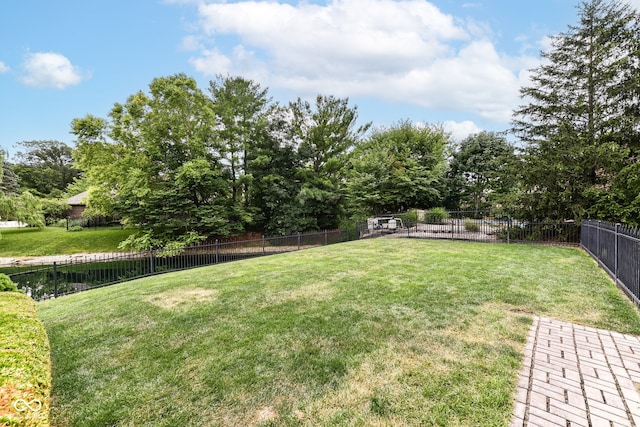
[0,227,136,257]
[1,292,51,427]
[37,239,640,426]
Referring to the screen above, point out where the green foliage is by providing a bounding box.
[73,74,251,245]
[424,207,449,224]
[396,210,418,225]
[117,229,206,252]
[347,121,448,215]
[0,153,20,196]
[0,273,18,292]
[246,107,306,235]
[512,0,640,222]
[0,191,45,228]
[446,131,517,212]
[209,75,270,207]
[0,292,51,426]
[68,225,83,232]
[495,223,581,243]
[13,140,80,196]
[464,218,480,232]
[64,177,90,200]
[40,198,70,225]
[290,95,370,230]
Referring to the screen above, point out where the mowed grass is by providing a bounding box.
[0,226,136,257]
[37,239,640,426]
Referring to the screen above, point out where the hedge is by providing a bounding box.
[0,291,51,427]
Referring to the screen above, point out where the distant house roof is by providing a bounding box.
[67,190,88,206]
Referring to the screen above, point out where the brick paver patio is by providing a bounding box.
[511,317,640,426]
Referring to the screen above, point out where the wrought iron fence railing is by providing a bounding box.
[357,211,580,245]
[5,229,350,301]
[581,220,640,306]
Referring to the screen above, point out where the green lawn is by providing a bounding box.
[37,239,640,426]
[0,226,136,257]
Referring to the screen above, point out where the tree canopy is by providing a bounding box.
[513,0,640,222]
[13,140,80,197]
[446,132,517,213]
[0,150,45,227]
[72,75,370,246]
[347,121,448,215]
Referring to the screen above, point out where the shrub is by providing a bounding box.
[68,225,83,232]
[41,198,70,226]
[0,273,18,292]
[0,292,51,427]
[464,219,480,232]
[396,211,418,226]
[495,223,580,243]
[424,207,449,224]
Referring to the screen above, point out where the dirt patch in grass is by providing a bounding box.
[253,406,278,425]
[144,287,219,310]
[259,282,336,309]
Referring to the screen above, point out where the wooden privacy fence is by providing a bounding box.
[6,229,350,301]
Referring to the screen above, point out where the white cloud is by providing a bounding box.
[20,52,87,89]
[185,0,541,124]
[190,48,233,75]
[180,35,202,51]
[442,120,482,142]
[0,61,9,73]
[628,0,640,10]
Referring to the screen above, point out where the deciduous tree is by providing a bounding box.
[13,140,80,196]
[347,121,448,215]
[446,132,517,213]
[73,74,246,248]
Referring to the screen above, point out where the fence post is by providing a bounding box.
[53,261,58,298]
[262,235,266,255]
[615,223,620,285]
[507,216,511,244]
[215,239,219,264]
[297,232,301,250]
[324,230,328,246]
[597,221,601,258]
[149,250,155,274]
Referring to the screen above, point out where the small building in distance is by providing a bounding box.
[66,191,88,219]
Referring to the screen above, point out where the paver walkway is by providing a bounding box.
[511,317,640,426]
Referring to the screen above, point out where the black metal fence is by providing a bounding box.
[65,216,120,230]
[6,229,350,301]
[581,220,640,306]
[358,211,580,245]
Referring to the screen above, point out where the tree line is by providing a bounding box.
[1,0,638,247]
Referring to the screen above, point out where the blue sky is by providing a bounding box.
[1,0,635,158]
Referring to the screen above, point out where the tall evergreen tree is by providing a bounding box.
[0,152,20,196]
[289,95,370,230]
[209,75,271,209]
[512,0,640,222]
